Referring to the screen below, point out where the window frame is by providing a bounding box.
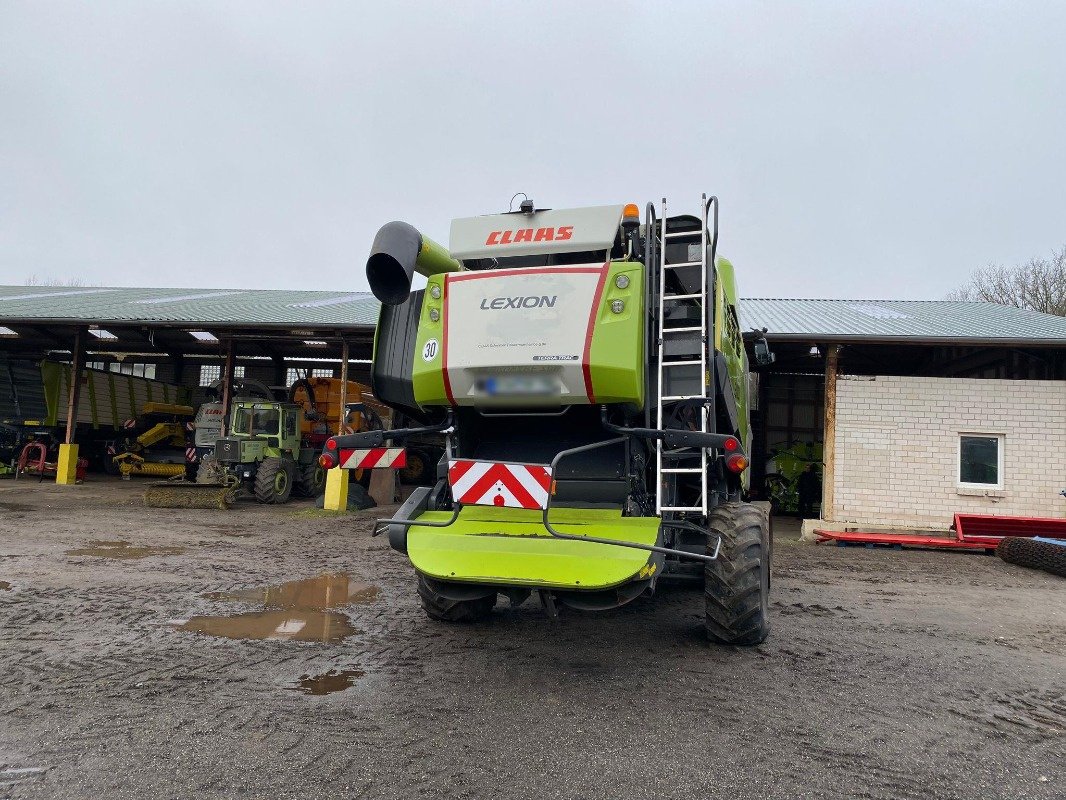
[957,432,1005,490]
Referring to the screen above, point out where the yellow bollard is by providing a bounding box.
[55,443,80,485]
[323,467,349,512]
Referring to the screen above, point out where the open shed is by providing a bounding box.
[740,299,1066,530]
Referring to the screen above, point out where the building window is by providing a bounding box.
[958,434,1004,489]
[199,364,245,387]
[200,365,220,386]
[108,362,156,379]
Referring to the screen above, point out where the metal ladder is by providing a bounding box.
[655,195,711,515]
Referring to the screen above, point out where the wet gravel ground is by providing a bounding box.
[1,478,1064,799]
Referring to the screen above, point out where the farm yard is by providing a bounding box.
[1,479,1062,799]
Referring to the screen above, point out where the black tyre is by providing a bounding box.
[705,501,771,645]
[400,449,431,486]
[417,575,496,623]
[254,457,295,504]
[293,461,326,498]
[196,455,220,484]
[997,537,1066,578]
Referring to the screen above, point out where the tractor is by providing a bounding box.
[197,400,324,503]
[323,196,775,644]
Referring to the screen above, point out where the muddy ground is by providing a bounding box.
[0,478,1063,799]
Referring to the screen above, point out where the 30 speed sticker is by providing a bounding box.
[422,339,440,362]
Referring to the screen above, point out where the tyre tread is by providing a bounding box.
[704,501,770,645]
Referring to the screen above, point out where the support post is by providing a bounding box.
[57,328,86,485]
[821,344,840,521]
[271,354,286,388]
[221,339,235,437]
[338,339,350,433]
[323,338,353,513]
[323,466,349,512]
[170,352,185,387]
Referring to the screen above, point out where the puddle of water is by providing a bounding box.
[221,532,255,538]
[176,573,378,643]
[66,540,185,559]
[177,610,357,642]
[0,502,33,512]
[202,573,379,610]
[287,668,365,695]
[0,581,11,591]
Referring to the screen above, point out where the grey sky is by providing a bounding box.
[2,1,1064,300]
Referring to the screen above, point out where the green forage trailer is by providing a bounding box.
[323,197,775,644]
[0,358,191,471]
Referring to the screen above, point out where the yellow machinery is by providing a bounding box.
[113,453,186,478]
[287,378,391,437]
[111,412,194,479]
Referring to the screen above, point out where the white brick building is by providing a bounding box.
[832,375,1066,529]
[739,299,1066,531]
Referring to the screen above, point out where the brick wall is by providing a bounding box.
[832,375,1066,529]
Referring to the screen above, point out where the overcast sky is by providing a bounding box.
[2,2,1064,300]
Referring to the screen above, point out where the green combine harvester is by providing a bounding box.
[322,196,775,644]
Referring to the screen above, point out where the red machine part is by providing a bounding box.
[815,530,992,550]
[16,442,88,481]
[817,512,1066,551]
[953,513,1066,545]
[16,442,49,478]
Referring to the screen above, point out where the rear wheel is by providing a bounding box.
[704,501,770,645]
[293,461,326,498]
[417,575,496,622]
[254,457,294,504]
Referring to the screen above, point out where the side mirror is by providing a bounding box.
[751,328,775,366]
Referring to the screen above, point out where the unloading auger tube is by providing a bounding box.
[366,221,464,305]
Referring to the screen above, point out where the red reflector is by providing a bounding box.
[724,437,739,452]
[325,438,337,451]
[319,454,335,469]
[725,454,748,473]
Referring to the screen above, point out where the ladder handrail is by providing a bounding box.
[644,201,658,430]
[653,196,713,516]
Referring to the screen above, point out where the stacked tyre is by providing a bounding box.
[997,537,1066,578]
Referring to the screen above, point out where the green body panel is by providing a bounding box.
[714,257,751,463]
[225,401,304,462]
[409,261,645,410]
[416,235,463,276]
[586,261,645,407]
[242,439,269,461]
[38,360,191,430]
[411,273,448,406]
[408,506,661,590]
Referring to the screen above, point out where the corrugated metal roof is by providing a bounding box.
[0,285,379,328]
[739,299,1066,344]
[2,286,1064,344]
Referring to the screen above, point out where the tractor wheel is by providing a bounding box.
[254,458,295,504]
[293,461,326,498]
[417,575,496,623]
[704,501,771,646]
[196,455,220,484]
[997,537,1066,578]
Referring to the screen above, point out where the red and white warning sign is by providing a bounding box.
[339,447,407,470]
[448,459,552,510]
